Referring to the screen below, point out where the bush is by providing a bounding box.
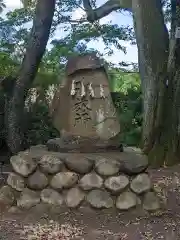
[25,101,59,146]
[111,88,142,147]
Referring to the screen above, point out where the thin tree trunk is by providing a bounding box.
[6,0,55,154]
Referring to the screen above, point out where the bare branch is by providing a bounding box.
[74,2,85,12]
[82,0,132,22]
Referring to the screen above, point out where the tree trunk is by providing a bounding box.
[5,0,55,154]
[132,0,168,150]
[132,0,180,167]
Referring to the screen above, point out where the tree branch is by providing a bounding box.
[82,0,132,22]
[57,12,87,24]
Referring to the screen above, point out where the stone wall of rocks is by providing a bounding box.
[0,146,161,212]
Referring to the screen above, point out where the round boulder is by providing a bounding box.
[95,158,120,176]
[41,188,63,206]
[0,186,15,205]
[7,173,25,191]
[87,189,114,209]
[116,191,138,210]
[10,155,37,177]
[27,170,48,190]
[17,188,40,209]
[64,155,93,174]
[65,188,85,208]
[50,172,79,190]
[79,173,103,190]
[130,173,151,194]
[143,192,160,211]
[118,151,148,175]
[39,154,64,174]
[104,175,129,194]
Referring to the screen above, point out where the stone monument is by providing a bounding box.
[0,55,161,212]
[50,53,122,152]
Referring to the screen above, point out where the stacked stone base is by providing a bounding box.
[0,145,161,212]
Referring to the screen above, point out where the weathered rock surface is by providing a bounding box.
[8,206,22,214]
[41,188,63,206]
[116,191,138,210]
[130,173,151,194]
[95,158,120,176]
[10,155,37,177]
[104,175,129,194]
[39,154,64,174]
[79,173,103,190]
[65,187,85,208]
[47,137,122,153]
[27,171,48,190]
[17,188,40,209]
[7,173,25,192]
[5,141,158,212]
[86,189,114,209]
[30,145,48,152]
[64,155,93,174]
[51,172,79,190]
[0,186,15,205]
[46,138,63,152]
[50,54,121,151]
[143,192,161,211]
[117,151,148,174]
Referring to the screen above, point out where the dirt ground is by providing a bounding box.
[1,164,180,240]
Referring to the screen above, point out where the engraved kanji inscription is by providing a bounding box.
[73,96,92,126]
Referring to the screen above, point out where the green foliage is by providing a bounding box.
[25,101,59,145]
[108,68,140,92]
[110,71,142,147]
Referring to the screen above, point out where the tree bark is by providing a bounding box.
[6,0,55,154]
[131,0,169,153]
[132,0,180,166]
[83,0,180,167]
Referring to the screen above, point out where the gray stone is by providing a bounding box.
[116,191,138,210]
[130,173,151,194]
[10,154,37,177]
[65,188,85,208]
[95,158,120,176]
[79,173,103,190]
[7,173,25,191]
[17,188,40,209]
[117,151,148,175]
[46,135,121,153]
[51,172,79,190]
[41,188,63,206]
[27,170,48,190]
[143,192,161,211]
[104,175,129,194]
[0,186,15,205]
[30,145,48,151]
[86,189,114,209]
[19,150,47,162]
[46,138,62,152]
[39,154,64,174]
[8,206,22,214]
[64,155,93,174]
[125,147,142,154]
